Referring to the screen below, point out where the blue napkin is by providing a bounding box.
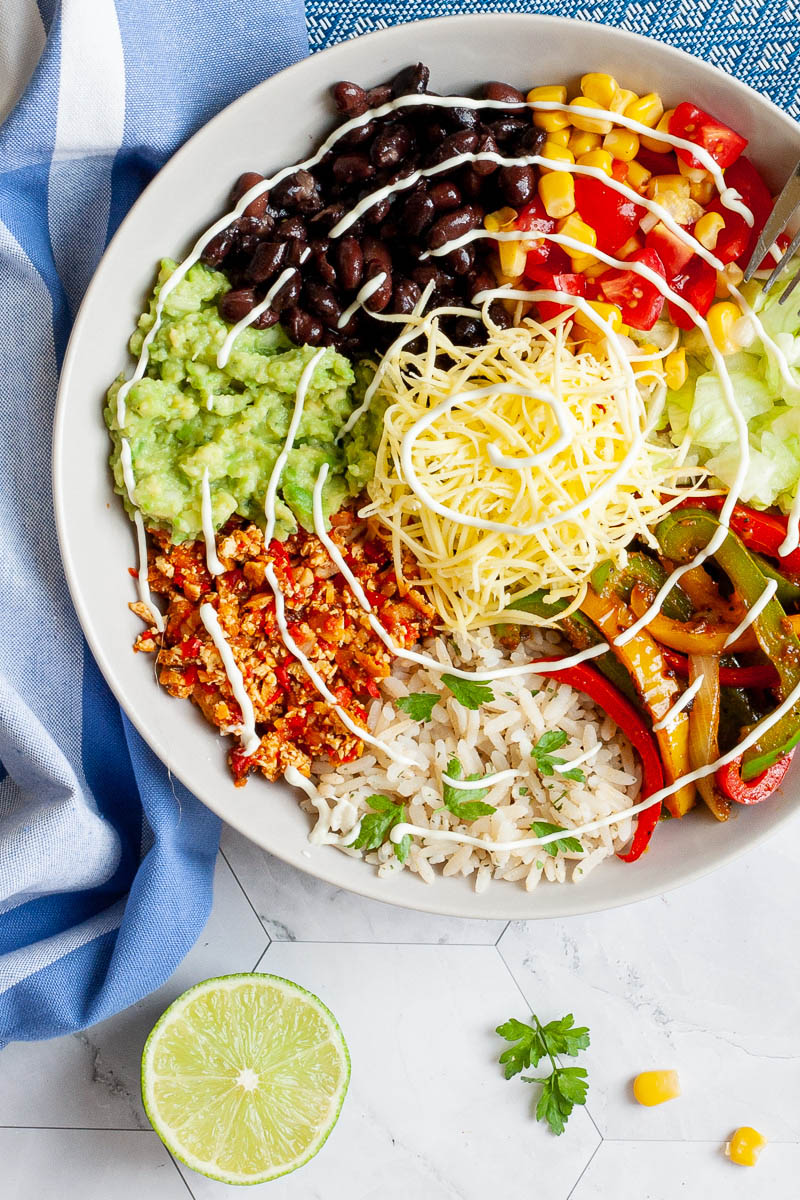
[0,0,307,1044]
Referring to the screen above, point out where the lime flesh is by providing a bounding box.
[141,973,350,1185]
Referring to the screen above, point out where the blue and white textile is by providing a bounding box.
[0,0,306,1044]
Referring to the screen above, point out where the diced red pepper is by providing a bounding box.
[274,661,292,692]
[645,222,695,278]
[599,247,666,330]
[574,175,644,253]
[675,494,800,575]
[182,665,198,687]
[667,257,717,329]
[180,635,202,659]
[128,566,139,579]
[526,266,587,322]
[660,646,780,690]
[669,101,747,171]
[716,751,793,804]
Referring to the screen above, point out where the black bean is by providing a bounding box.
[286,238,309,267]
[499,164,536,207]
[446,244,475,275]
[333,81,368,116]
[332,153,375,185]
[230,214,275,254]
[431,129,479,164]
[365,195,392,225]
[468,267,497,298]
[271,269,301,311]
[428,204,483,250]
[488,117,529,144]
[339,119,376,148]
[309,203,347,234]
[310,239,337,286]
[484,81,526,107]
[335,237,363,290]
[422,121,449,148]
[489,300,513,329]
[231,172,269,218]
[271,169,322,213]
[305,280,343,328]
[365,84,393,108]
[391,277,422,314]
[403,188,436,236]
[447,105,480,131]
[364,262,393,312]
[459,165,484,199]
[253,308,279,329]
[245,240,287,283]
[412,264,454,292]
[452,316,487,346]
[361,236,392,273]
[202,228,234,266]
[472,133,500,176]
[390,63,429,96]
[277,216,306,241]
[430,180,461,211]
[371,123,412,168]
[518,126,546,155]
[219,288,256,323]
[284,306,325,346]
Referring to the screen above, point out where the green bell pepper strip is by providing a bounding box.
[590,553,693,622]
[656,508,800,779]
[506,591,641,708]
[749,550,800,610]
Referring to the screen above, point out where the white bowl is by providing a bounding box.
[53,13,800,920]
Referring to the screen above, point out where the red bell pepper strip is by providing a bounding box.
[675,494,800,574]
[669,102,748,171]
[529,659,664,862]
[716,751,794,804]
[660,646,779,689]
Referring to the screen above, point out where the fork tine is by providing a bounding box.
[742,157,800,283]
[764,226,800,297]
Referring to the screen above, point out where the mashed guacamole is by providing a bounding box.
[106,260,377,543]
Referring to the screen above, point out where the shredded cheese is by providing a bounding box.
[362,310,701,633]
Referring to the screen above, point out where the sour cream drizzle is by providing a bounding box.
[723,578,778,648]
[216,266,296,369]
[199,602,260,755]
[652,673,704,731]
[200,467,224,576]
[337,272,388,329]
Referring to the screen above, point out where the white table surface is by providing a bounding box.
[4,822,799,1199]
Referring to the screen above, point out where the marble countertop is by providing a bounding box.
[5,824,799,1199]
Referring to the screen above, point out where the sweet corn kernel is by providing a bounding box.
[540,142,575,173]
[603,128,640,161]
[640,107,676,152]
[529,85,570,131]
[568,129,602,157]
[695,211,725,251]
[498,237,529,278]
[647,174,690,200]
[538,171,575,219]
[726,1127,767,1168]
[715,261,744,297]
[577,149,614,177]
[633,342,661,374]
[708,301,742,353]
[573,300,624,338]
[633,1070,681,1106]
[557,213,597,270]
[647,174,701,224]
[582,261,610,279]
[569,96,614,135]
[547,126,573,147]
[617,234,643,259]
[677,155,708,183]
[626,160,652,192]
[625,92,665,129]
[690,175,717,205]
[610,88,638,114]
[580,72,619,107]
[484,207,518,233]
[665,348,688,390]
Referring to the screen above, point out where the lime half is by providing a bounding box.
[141,973,350,1185]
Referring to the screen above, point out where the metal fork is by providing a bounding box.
[743,158,800,306]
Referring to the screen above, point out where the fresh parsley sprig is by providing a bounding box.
[440,756,496,821]
[530,821,583,857]
[531,731,586,783]
[441,673,495,710]
[396,693,439,722]
[496,1012,590,1135]
[347,794,411,863]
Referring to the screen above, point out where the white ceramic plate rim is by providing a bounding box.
[53,13,800,920]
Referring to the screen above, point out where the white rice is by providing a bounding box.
[306,627,641,891]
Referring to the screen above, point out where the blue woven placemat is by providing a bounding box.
[304,0,800,119]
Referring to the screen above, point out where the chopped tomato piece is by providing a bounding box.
[669,101,748,170]
[667,257,717,328]
[645,222,695,278]
[633,145,679,177]
[574,175,643,253]
[599,248,666,330]
[704,156,773,266]
[514,197,557,268]
[611,158,628,182]
[525,265,587,321]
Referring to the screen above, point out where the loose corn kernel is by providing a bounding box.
[547,126,572,147]
[665,348,688,390]
[603,128,640,161]
[617,234,643,259]
[647,174,690,200]
[581,72,619,107]
[610,88,638,114]
[677,155,708,183]
[647,174,702,224]
[484,206,518,233]
[529,84,570,131]
[577,148,614,177]
[726,1127,767,1168]
[539,141,575,173]
[626,159,652,192]
[640,107,676,152]
[633,342,661,374]
[633,1070,681,1106]
[715,261,744,297]
[573,300,624,337]
[690,175,717,205]
[625,92,665,129]
[582,261,610,279]
[569,129,602,157]
[695,211,725,251]
[569,96,614,135]
[557,213,597,270]
[708,301,742,353]
[538,171,575,218]
[498,237,529,278]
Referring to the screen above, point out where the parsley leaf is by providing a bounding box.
[442,673,495,710]
[531,821,583,857]
[531,731,586,782]
[441,756,496,820]
[396,693,439,722]
[347,794,410,863]
[497,1013,590,1135]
